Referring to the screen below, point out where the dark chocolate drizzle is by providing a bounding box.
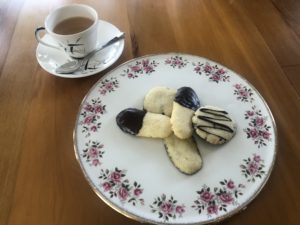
[195,126,227,142]
[116,108,146,135]
[195,107,235,140]
[174,87,200,111]
[200,108,229,118]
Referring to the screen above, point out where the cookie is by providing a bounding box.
[170,87,200,139]
[116,108,172,138]
[164,133,202,175]
[143,86,176,116]
[192,106,237,144]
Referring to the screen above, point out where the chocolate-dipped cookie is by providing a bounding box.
[192,106,237,144]
[116,108,172,138]
[170,87,200,139]
[164,133,202,175]
[143,86,176,116]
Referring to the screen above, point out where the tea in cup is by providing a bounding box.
[35,4,98,58]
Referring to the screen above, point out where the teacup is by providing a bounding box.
[35,4,98,58]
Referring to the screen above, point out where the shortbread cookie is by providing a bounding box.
[164,133,202,175]
[170,87,200,139]
[143,86,176,116]
[192,106,237,144]
[116,108,172,138]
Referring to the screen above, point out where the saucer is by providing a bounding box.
[36,20,125,78]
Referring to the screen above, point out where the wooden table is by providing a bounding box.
[1,0,300,224]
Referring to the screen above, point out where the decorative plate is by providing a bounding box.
[36,20,124,78]
[74,53,277,224]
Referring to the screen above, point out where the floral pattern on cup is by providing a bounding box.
[59,37,85,56]
[192,180,244,216]
[121,59,159,78]
[240,154,266,182]
[193,62,230,83]
[244,106,272,148]
[79,97,106,137]
[99,167,144,206]
[165,55,188,69]
[233,83,255,103]
[82,140,104,166]
[99,77,119,95]
[150,194,185,222]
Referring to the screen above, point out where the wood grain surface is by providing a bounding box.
[0,0,299,225]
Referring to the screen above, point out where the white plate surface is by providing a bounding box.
[36,20,124,78]
[74,53,277,224]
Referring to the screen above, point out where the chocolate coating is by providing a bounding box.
[116,108,146,135]
[174,87,200,111]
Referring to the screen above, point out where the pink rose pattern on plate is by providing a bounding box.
[150,194,185,222]
[240,154,266,182]
[99,77,119,95]
[193,62,230,83]
[233,83,255,103]
[244,106,272,148]
[165,55,188,68]
[82,140,104,166]
[192,180,245,216]
[76,55,275,222]
[79,97,106,137]
[121,59,159,78]
[99,167,144,206]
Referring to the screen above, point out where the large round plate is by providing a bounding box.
[74,53,277,224]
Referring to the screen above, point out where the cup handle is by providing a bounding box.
[35,27,61,50]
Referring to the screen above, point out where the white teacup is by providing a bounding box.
[35,4,98,58]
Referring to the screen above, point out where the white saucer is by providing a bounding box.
[36,20,125,78]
